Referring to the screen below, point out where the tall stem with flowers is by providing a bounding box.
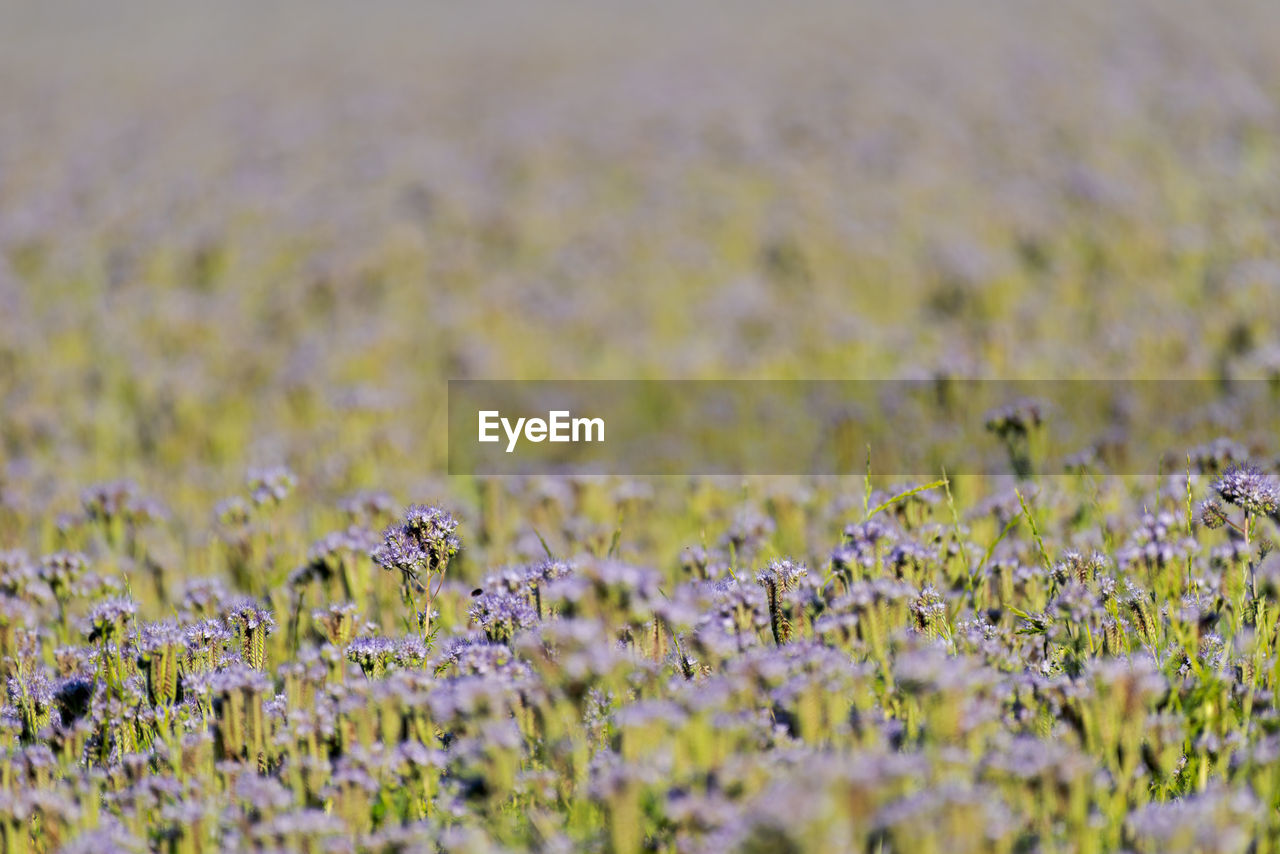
[1201,463,1278,625]
[371,505,460,646]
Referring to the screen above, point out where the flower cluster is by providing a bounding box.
[7,3,1280,848]
[371,505,460,584]
[0,466,1277,850]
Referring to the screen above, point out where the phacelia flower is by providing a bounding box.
[1213,463,1280,516]
[371,505,460,583]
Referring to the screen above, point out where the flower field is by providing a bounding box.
[4,2,1280,852]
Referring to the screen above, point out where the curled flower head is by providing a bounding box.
[371,504,460,582]
[186,618,233,649]
[469,591,538,643]
[84,597,138,644]
[138,619,186,656]
[393,635,428,669]
[403,504,460,549]
[1199,499,1228,530]
[1053,550,1108,585]
[224,599,275,634]
[224,599,275,669]
[755,559,808,593]
[346,636,397,678]
[912,585,948,637]
[1213,463,1280,516]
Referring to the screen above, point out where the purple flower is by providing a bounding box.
[247,466,296,507]
[346,636,397,677]
[469,591,538,643]
[84,597,137,643]
[371,504,460,582]
[1213,463,1280,516]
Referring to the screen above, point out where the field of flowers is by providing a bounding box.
[5,1,1280,851]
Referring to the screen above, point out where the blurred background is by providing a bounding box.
[3,0,1280,551]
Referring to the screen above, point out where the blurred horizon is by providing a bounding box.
[3,0,1280,511]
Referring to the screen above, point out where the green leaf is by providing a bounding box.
[866,479,949,520]
[532,527,555,560]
